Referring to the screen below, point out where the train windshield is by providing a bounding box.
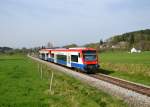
[83,50,96,61]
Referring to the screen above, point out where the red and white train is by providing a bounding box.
[39,48,99,73]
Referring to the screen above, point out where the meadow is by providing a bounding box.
[0,54,127,107]
[99,51,150,86]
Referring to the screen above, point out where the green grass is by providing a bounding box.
[99,51,150,86]
[100,51,150,64]
[0,54,127,107]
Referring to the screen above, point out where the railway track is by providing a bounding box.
[90,73,150,97]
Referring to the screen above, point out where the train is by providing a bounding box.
[39,47,100,73]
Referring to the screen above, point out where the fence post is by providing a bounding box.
[37,63,40,73]
[40,65,43,79]
[49,70,54,93]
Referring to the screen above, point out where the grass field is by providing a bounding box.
[0,54,127,107]
[99,51,150,86]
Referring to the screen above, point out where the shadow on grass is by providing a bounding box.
[96,68,114,75]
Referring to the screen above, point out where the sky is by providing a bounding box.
[0,0,150,48]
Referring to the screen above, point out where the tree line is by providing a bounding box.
[1,29,150,54]
[107,29,150,50]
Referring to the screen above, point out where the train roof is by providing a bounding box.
[39,47,96,52]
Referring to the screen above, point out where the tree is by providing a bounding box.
[99,39,103,45]
[47,42,53,48]
[129,34,134,47]
[63,44,78,48]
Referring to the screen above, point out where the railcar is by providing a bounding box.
[39,48,99,73]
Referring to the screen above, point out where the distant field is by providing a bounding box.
[99,51,150,86]
[0,54,127,107]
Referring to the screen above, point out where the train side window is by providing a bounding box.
[51,54,54,58]
[57,55,67,61]
[71,55,78,62]
[42,53,45,59]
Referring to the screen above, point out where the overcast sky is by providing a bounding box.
[0,0,150,48]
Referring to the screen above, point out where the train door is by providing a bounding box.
[67,53,71,67]
[54,53,57,63]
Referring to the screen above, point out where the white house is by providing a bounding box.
[131,48,141,53]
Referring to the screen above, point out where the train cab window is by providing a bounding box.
[71,55,78,62]
[82,50,96,61]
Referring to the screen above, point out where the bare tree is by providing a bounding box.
[47,42,53,48]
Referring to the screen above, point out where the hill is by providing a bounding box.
[82,29,150,51]
[107,29,150,50]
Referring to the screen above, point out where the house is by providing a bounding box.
[131,48,141,53]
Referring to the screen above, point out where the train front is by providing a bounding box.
[82,49,99,73]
